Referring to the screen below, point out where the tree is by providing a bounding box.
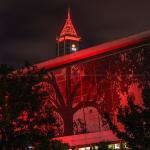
[105,87,150,150]
[46,64,99,136]
[0,64,57,149]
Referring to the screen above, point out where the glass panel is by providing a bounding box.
[48,43,150,136]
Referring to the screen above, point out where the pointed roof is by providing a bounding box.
[60,8,78,37]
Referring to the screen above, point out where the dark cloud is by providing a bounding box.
[0,0,150,68]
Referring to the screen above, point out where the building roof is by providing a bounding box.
[54,130,119,147]
[37,30,150,71]
[56,9,81,42]
[60,8,78,37]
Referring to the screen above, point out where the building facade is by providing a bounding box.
[36,10,150,149]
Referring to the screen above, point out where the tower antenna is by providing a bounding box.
[67,7,71,19]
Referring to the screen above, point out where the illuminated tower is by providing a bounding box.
[56,8,81,56]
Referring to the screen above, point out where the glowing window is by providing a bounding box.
[78,147,90,150]
[71,44,77,51]
[115,144,120,149]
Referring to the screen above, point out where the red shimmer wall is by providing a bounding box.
[36,31,150,147]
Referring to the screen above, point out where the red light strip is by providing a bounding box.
[37,31,150,71]
[56,36,81,42]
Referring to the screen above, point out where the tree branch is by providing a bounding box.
[47,72,65,107]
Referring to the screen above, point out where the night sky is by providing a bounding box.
[0,0,150,68]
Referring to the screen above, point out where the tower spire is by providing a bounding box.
[56,8,81,56]
[67,7,71,19]
[59,8,79,37]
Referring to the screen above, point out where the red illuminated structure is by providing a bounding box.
[56,8,81,56]
[60,8,79,38]
[38,31,150,71]
[35,8,150,149]
[36,30,150,149]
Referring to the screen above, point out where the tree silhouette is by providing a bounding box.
[45,44,150,136]
[105,87,150,150]
[45,64,99,136]
[0,64,56,149]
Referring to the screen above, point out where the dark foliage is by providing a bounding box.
[0,64,58,149]
[105,88,150,150]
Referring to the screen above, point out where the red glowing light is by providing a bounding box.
[57,8,80,42]
[56,35,80,42]
[60,8,78,37]
[38,31,150,71]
